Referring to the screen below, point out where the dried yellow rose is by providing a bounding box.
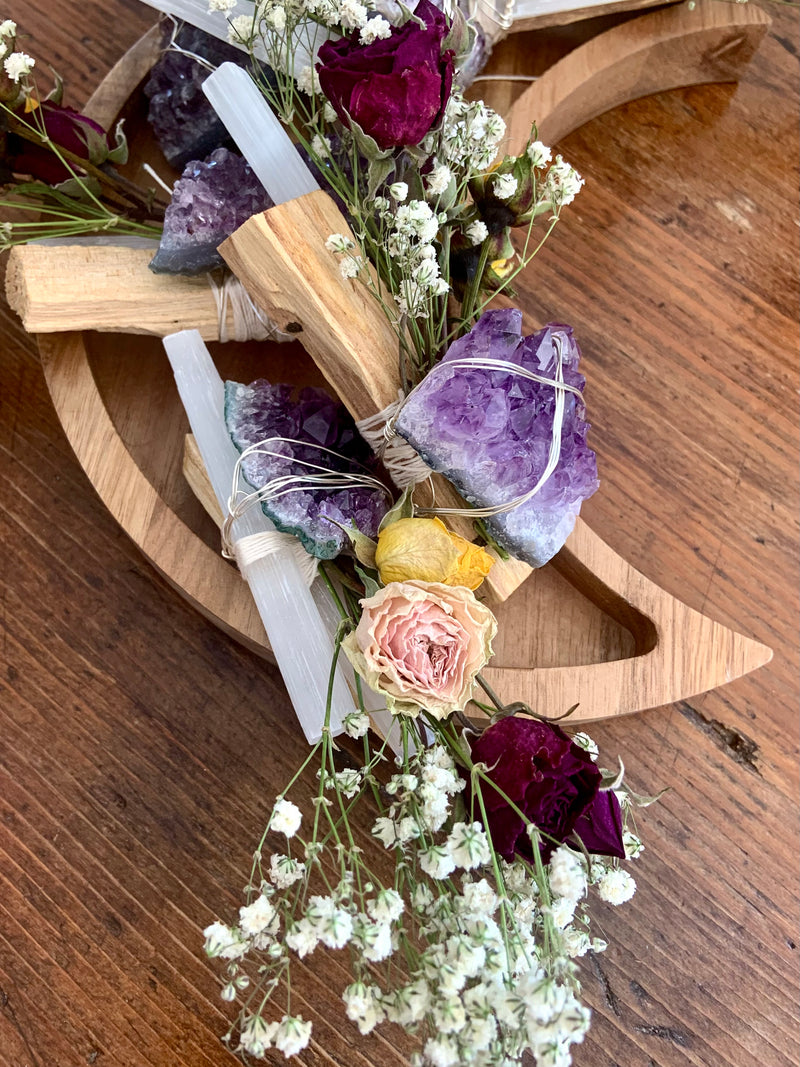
[375,517,493,591]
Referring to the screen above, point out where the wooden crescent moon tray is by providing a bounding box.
[19,1,772,725]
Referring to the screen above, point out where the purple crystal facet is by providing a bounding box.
[145,25,254,171]
[395,308,599,567]
[149,148,272,275]
[225,380,389,559]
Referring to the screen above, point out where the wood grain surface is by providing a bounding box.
[0,3,797,1067]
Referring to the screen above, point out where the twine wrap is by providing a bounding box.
[231,530,320,586]
[356,392,434,490]
[208,272,295,344]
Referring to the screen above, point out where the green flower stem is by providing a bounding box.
[458,237,492,332]
[470,766,525,974]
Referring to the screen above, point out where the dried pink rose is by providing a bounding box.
[342,580,496,720]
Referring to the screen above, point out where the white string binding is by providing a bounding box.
[233,530,320,585]
[220,436,394,584]
[381,332,582,520]
[207,272,295,344]
[356,391,434,490]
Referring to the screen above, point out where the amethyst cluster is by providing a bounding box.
[395,309,598,567]
[225,379,389,559]
[144,25,272,170]
[149,147,272,275]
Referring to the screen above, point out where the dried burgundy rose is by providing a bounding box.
[9,102,108,184]
[316,0,454,151]
[468,716,625,862]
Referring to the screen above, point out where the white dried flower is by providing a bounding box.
[227,13,257,44]
[423,1036,461,1067]
[208,0,236,9]
[311,133,332,158]
[295,65,316,94]
[203,921,249,960]
[372,815,399,848]
[360,14,392,42]
[274,1015,312,1057]
[446,822,491,870]
[526,139,552,168]
[548,896,577,929]
[340,0,369,27]
[240,1014,278,1057]
[325,232,354,253]
[389,181,409,202]
[239,894,277,937]
[413,258,440,288]
[597,867,636,905]
[343,710,370,738]
[546,154,584,207]
[317,907,353,949]
[493,172,518,201]
[343,982,384,1034]
[359,920,393,961]
[623,831,645,859]
[548,845,587,902]
[0,19,17,36]
[285,918,319,957]
[367,888,404,924]
[340,255,363,279]
[420,844,456,880]
[332,768,362,797]
[269,853,306,889]
[269,797,302,838]
[432,995,467,1034]
[426,163,452,197]
[3,51,33,82]
[460,878,498,916]
[323,101,338,123]
[265,4,287,30]
[465,220,488,246]
[562,926,591,958]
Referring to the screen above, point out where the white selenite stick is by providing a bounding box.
[200,63,405,753]
[202,63,319,205]
[137,0,328,73]
[163,329,354,744]
[137,0,268,60]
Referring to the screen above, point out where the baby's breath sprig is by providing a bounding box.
[205,602,645,1065]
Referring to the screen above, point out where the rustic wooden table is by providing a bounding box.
[0,2,797,1066]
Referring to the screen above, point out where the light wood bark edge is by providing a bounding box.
[504,0,771,151]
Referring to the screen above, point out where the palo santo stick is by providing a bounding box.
[5,243,244,341]
[220,190,534,604]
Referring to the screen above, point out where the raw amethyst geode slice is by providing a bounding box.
[225,379,389,559]
[145,24,268,170]
[149,147,272,275]
[394,309,599,567]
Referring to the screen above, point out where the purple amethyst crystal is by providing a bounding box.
[394,309,599,567]
[149,147,272,275]
[225,380,389,559]
[145,25,273,171]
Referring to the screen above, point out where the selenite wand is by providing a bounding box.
[163,329,355,744]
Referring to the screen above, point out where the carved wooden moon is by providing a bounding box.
[26,1,772,724]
